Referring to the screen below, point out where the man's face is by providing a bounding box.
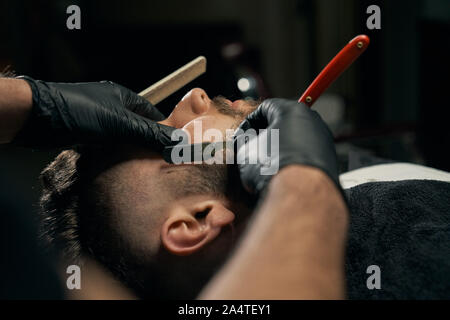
[90,88,257,261]
[159,88,257,140]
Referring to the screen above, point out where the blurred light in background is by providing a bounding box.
[237,77,251,92]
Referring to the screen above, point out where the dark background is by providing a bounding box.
[0,0,449,247]
[0,0,449,299]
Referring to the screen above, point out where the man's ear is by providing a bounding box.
[161,199,235,256]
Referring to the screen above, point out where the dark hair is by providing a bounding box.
[40,147,159,294]
[40,149,85,263]
[40,147,123,266]
[39,146,252,297]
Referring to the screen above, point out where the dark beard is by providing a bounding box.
[212,96,260,120]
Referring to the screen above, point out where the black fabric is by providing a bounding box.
[345,179,450,299]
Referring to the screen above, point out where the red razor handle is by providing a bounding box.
[299,34,370,107]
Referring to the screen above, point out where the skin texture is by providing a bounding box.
[87,145,246,259]
[200,165,348,299]
[97,89,349,299]
[65,258,137,300]
[159,88,256,142]
[75,88,259,299]
[1,79,348,299]
[75,89,349,299]
[85,88,258,259]
[0,82,256,261]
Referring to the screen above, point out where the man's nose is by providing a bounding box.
[189,88,210,115]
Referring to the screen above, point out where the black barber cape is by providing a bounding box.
[345,179,450,299]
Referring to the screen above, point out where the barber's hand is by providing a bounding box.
[234,98,340,196]
[12,76,175,150]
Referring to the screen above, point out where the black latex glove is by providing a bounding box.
[12,76,175,150]
[234,98,341,196]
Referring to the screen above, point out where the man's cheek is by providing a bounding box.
[181,116,221,144]
[167,108,197,128]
